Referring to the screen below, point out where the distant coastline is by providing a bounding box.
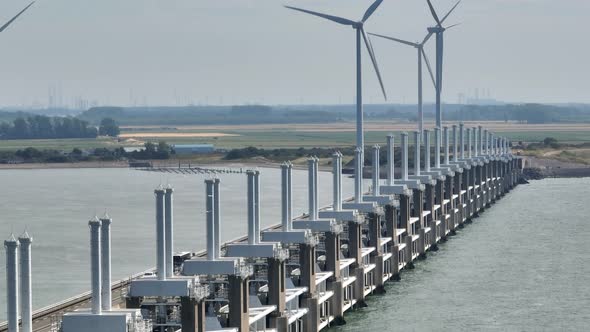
[1,157,589,180]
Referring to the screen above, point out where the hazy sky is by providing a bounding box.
[0,0,587,107]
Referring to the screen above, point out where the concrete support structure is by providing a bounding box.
[325,231,344,322]
[165,187,174,278]
[228,275,250,331]
[181,297,206,332]
[5,235,19,332]
[205,180,217,262]
[267,258,288,330]
[368,212,385,292]
[18,233,33,332]
[100,216,112,311]
[89,217,102,315]
[155,189,166,280]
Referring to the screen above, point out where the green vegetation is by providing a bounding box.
[99,118,120,137]
[0,115,97,139]
[519,137,590,166]
[78,105,339,126]
[0,141,174,164]
[446,104,590,123]
[72,103,590,126]
[501,131,590,144]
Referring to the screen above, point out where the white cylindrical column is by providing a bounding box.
[443,127,450,165]
[155,189,166,280]
[401,132,409,180]
[459,123,465,159]
[473,127,478,156]
[313,157,319,220]
[372,145,380,196]
[253,171,261,244]
[453,125,458,162]
[490,134,495,155]
[205,179,216,259]
[337,154,343,207]
[246,171,255,245]
[504,137,508,154]
[354,148,363,203]
[424,130,431,172]
[288,162,293,223]
[19,232,32,332]
[100,216,112,311]
[165,187,174,277]
[213,179,221,260]
[5,235,19,332]
[307,157,316,220]
[386,135,394,186]
[414,131,421,175]
[492,136,496,156]
[465,128,473,159]
[483,129,490,156]
[332,153,342,211]
[89,217,102,315]
[479,126,484,156]
[434,128,441,168]
[281,163,290,231]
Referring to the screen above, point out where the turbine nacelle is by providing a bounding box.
[428,26,445,33]
[352,21,364,29]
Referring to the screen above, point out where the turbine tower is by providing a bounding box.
[285,0,387,164]
[0,2,35,33]
[369,31,436,134]
[425,0,461,128]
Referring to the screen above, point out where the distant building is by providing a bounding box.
[173,144,215,155]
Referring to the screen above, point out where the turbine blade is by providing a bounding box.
[368,32,417,48]
[362,28,387,100]
[445,22,462,30]
[284,6,355,26]
[441,0,461,24]
[362,0,384,23]
[0,1,35,33]
[421,48,436,89]
[421,32,433,46]
[426,0,441,26]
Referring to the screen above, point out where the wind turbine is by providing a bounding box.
[1,2,35,34]
[368,31,436,134]
[285,0,387,163]
[425,0,461,129]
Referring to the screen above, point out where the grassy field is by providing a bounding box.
[0,137,121,151]
[2,121,590,152]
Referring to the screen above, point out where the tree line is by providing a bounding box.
[0,115,121,140]
[0,141,174,164]
[0,115,97,139]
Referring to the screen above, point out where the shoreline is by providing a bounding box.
[0,157,590,180]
